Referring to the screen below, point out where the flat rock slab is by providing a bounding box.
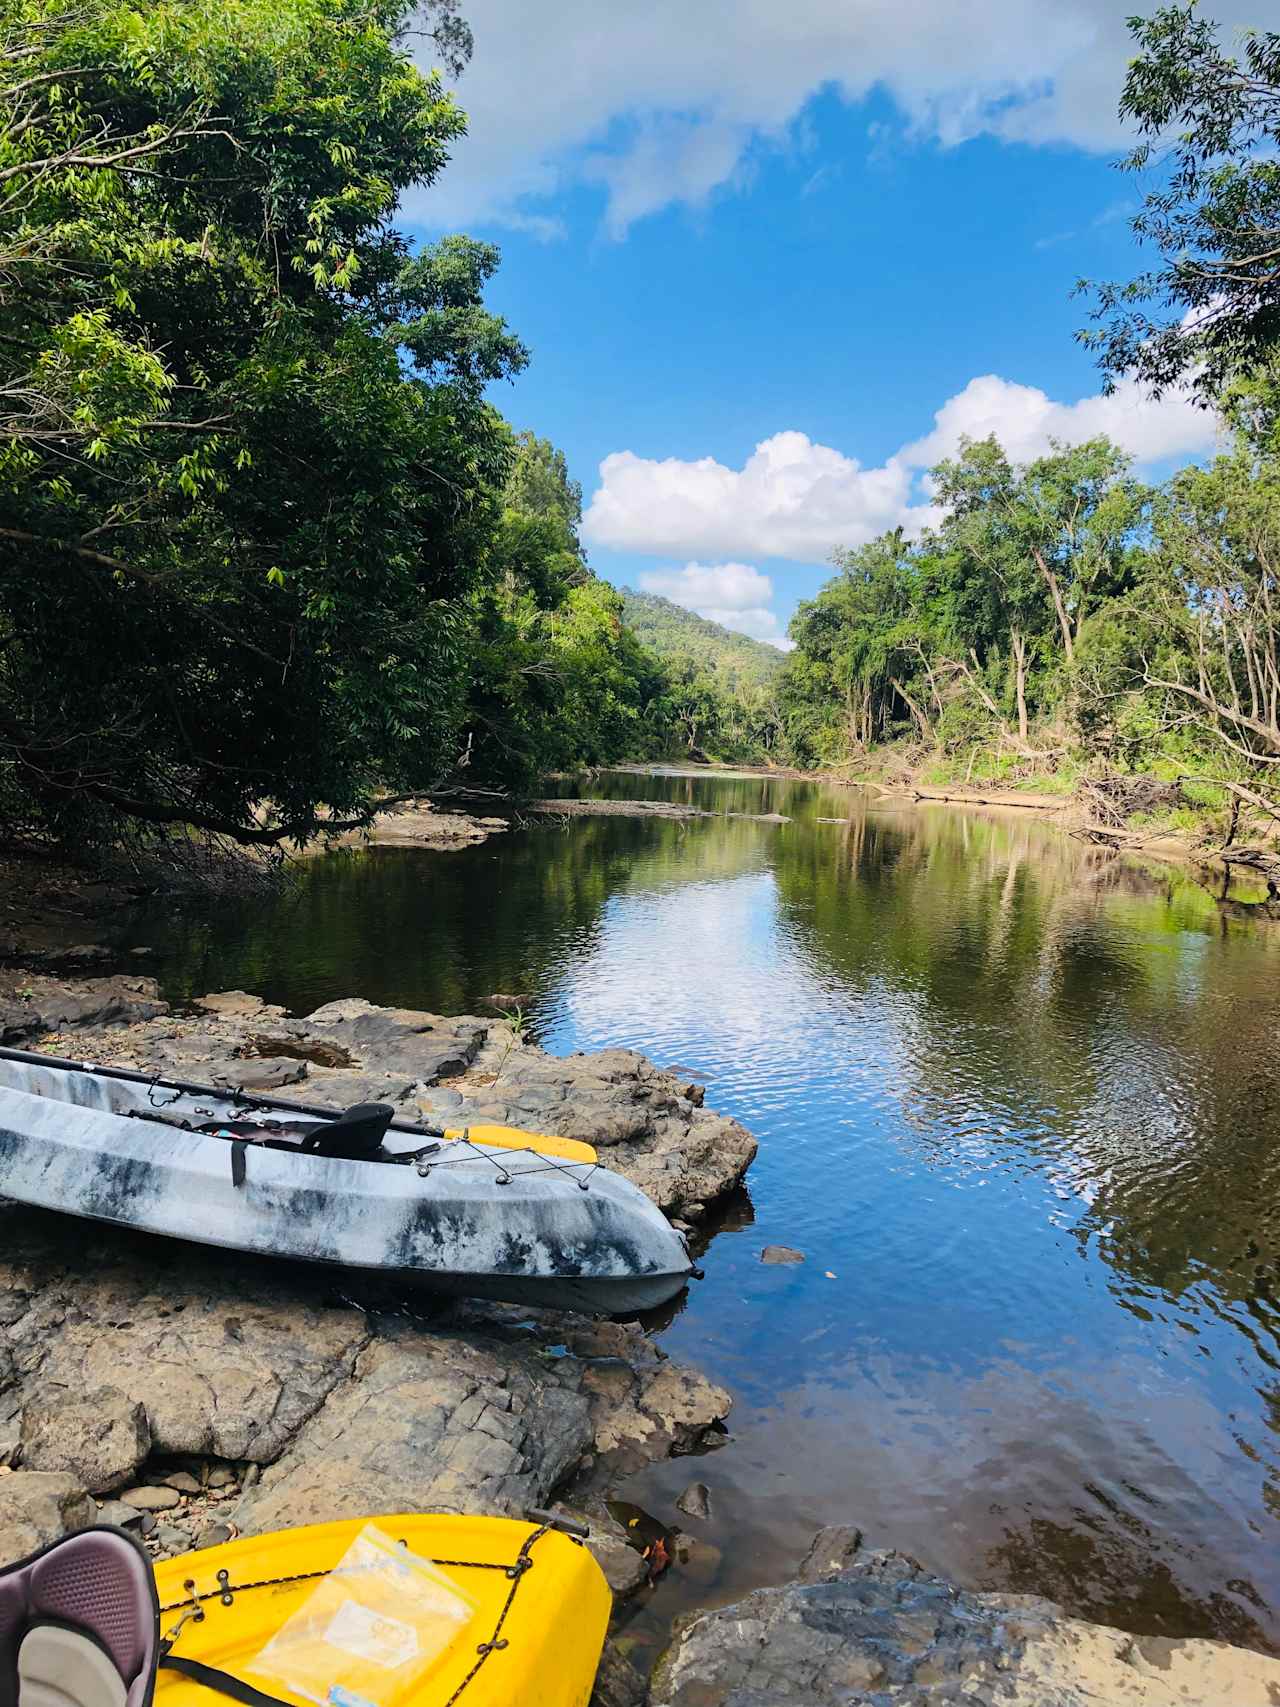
[0,972,167,1046]
[651,1528,1280,1706]
[0,1214,730,1564]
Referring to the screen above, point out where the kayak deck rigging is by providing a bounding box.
[0,1043,695,1315]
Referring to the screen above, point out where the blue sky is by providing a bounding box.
[400,0,1260,646]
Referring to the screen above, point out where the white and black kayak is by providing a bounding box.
[0,1046,696,1315]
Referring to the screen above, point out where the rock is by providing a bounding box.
[584,1356,730,1471]
[193,992,273,1017]
[95,1499,144,1528]
[551,1505,648,1600]
[0,973,166,1045]
[0,1472,94,1559]
[760,1244,804,1264]
[138,1513,156,1536]
[197,1522,235,1550]
[650,1528,1280,1707]
[161,1470,202,1495]
[0,1439,18,1469]
[117,1484,181,1511]
[205,1465,237,1489]
[0,1224,372,1462]
[674,1480,711,1521]
[19,1385,150,1493]
[213,1056,307,1091]
[153,1524,190,1554]
[237,1332,594,1532]
[672,1535,721,1590]
[590,1642,647,1707]
[797,1523,863,1582]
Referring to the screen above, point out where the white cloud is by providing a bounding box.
[639,562,794,649]
[583,375,1220,564]
[409,1,1280,235]
[587,432,923,561]
[903,373,1221,469]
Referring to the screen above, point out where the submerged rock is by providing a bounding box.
[650,1527,1280,1706]
[674,1480,711,1521]
[760,1244,804,1265]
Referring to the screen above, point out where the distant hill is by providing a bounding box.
[619,589,786,692]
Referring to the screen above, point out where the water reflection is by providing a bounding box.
[121,770,1280,1650]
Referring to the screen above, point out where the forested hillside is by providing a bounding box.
[617,591,785,762]
[619,592,785,690]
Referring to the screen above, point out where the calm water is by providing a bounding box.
[122,770,1280,1659]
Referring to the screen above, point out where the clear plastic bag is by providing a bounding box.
[244,1524,474,1707]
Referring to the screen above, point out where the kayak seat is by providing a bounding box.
[0,1527,157,1707]
[19,1626,125,1707]
[302,1102,395,1161]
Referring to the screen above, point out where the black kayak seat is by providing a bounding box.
[301,1102,395,1161]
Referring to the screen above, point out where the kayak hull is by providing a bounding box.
[152,1514,611,1707]
[0,1058,693,1316]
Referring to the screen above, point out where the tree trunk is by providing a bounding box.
[1033,549,1074,664]
[1011,628,1030,743]
[891,677,933,742]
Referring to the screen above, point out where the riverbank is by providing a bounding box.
[6,972,1279,1705]
[5,810,1280,1701]
[617,754,1280,894]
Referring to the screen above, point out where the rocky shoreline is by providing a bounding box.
[2,971,1278,1702]
[0,969,751,1701]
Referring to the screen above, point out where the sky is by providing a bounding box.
[399,0,1279,649]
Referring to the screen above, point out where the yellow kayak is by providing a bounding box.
[152,1514,610,1707]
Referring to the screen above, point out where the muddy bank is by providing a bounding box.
[651,1527,1280,1706]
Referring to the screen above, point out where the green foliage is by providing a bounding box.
[781,418,1280,820]
[456,436,664,783]
[782,437,1154,769]
[1082,3,1280,398]
[0,0,526,847]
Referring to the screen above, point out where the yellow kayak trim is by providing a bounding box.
[153,1513,610,1707]
[443,1124,597,1165]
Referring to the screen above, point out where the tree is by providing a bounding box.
[1019,441,1149,665]
[0,0,526,848]
[930,439,1055,745]
[1143,440,1280,767]
[1083,3,1280,398]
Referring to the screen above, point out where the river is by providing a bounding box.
[120,768,1280,1664]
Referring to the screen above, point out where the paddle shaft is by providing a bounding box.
[0,1043,446,1138]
